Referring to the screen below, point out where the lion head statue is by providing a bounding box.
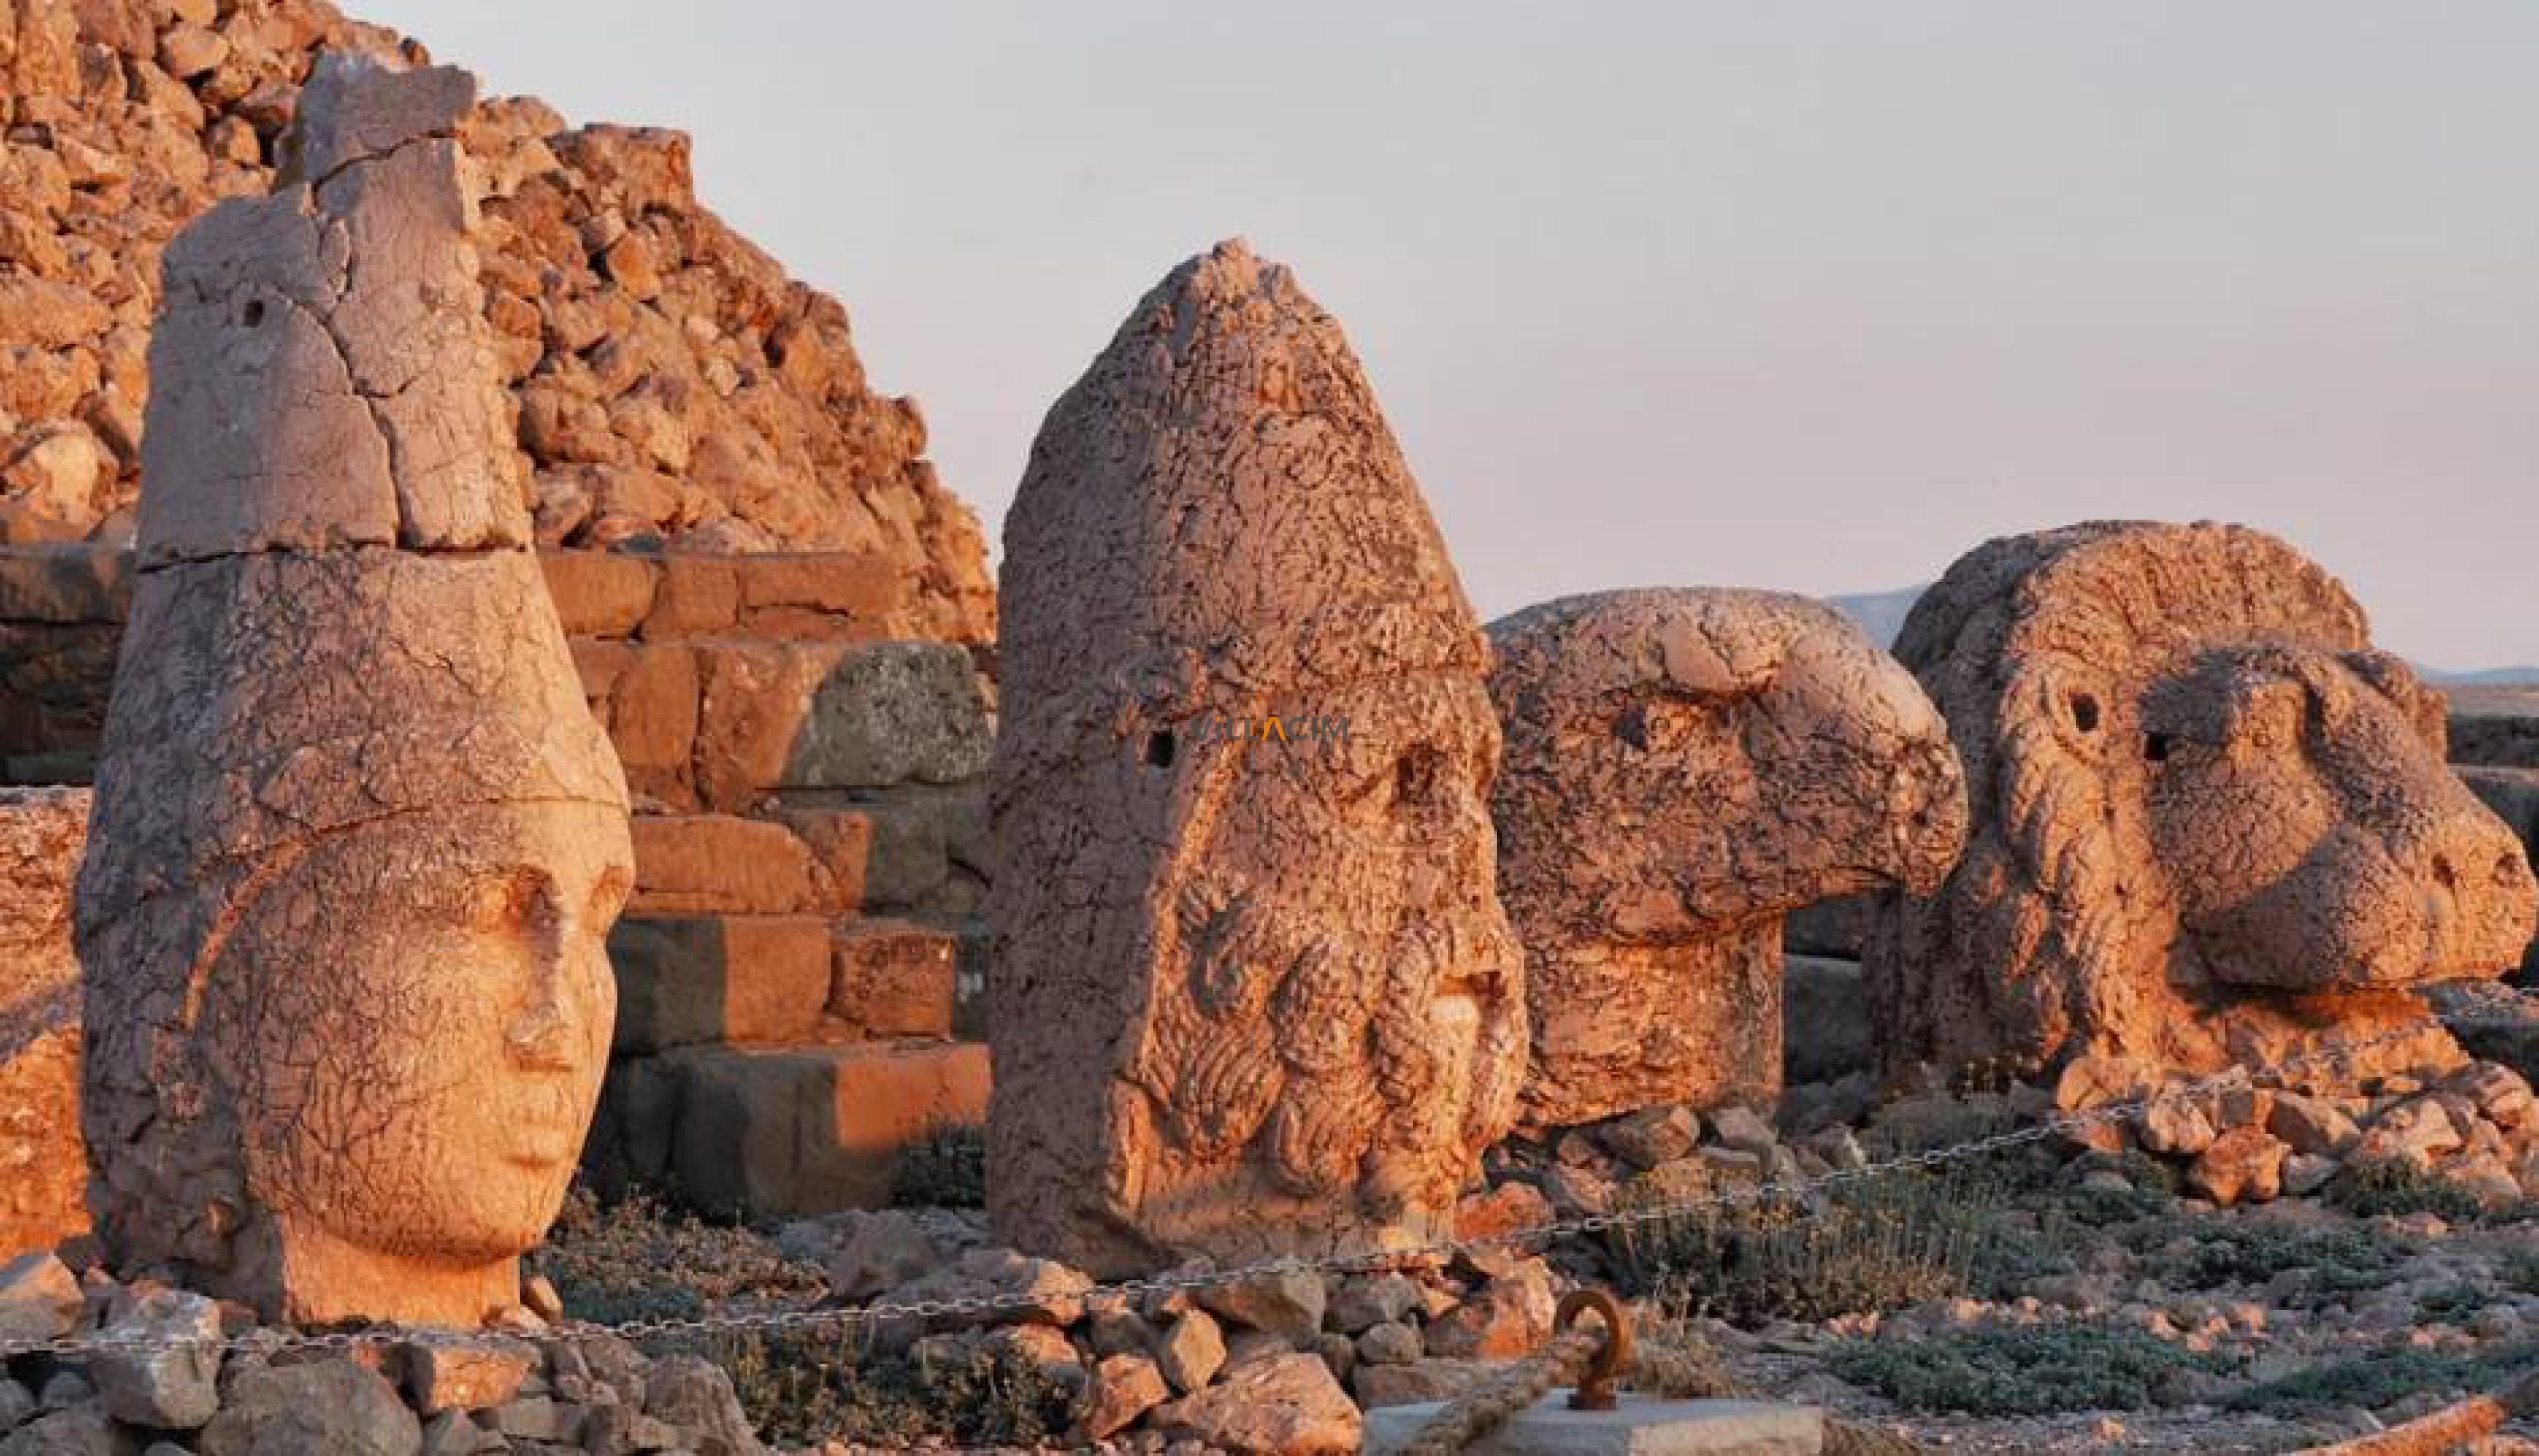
[1867,520,2536,1086]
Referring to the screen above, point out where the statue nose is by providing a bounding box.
[2427,811,2531,897]
[504,937,588,1071]
[505,995,575,1070]
[2421,805,2538,966]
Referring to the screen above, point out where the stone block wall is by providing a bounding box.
[0,786,87,1255]
[0,547,125,786]
[0,545,996,1244]
[2435,685,2537,981]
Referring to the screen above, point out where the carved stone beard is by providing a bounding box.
[1368,910,1526,1213]
[1133,865,1523,1255]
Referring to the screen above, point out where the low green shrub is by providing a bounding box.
[2051,1179,2174,1228]
[2092,1147,2183,1197]
[1607,1166,1994,1325]
[1859,1092,2023,1160]
[1830,1324,2225,1416]
[711,1332,1078,1448]
[528,1186,826,1326]
[2327,1160,2491,1222]
[2413,1281,2493,1323]
[2504,1250,2539,1297]
[2128,1215,2406,1307]
[2224,1338,2539,1416]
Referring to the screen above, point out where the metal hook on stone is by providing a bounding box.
[1554,1288,1633,1412]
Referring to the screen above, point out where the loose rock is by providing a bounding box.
[1154,1352,1359,1456]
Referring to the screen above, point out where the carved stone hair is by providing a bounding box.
[1867,520,2372,1076]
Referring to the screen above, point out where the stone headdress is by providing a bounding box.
[988,241,1519,1272]
[995,239,1489,788]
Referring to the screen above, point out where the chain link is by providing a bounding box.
[5,985,2533,1362]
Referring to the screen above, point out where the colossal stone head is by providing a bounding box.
[1869,521,2535,1086]
[73,54,632,1326]
[988,241,1525,1275]
[1488,589,1966,1125]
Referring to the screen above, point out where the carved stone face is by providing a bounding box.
[1138,675,1521,1233]
[988,242,1525,1274]
[78,54,632,1325]
[1869,520,2539,1086]
[217,803,631,1266]
[2145,645,2535,990]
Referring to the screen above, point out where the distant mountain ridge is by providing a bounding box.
[1820,585,2539,686]
[2420,665,2539,687]
[1821,587,1923,651]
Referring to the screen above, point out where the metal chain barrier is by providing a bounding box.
[7,983,2535,1362]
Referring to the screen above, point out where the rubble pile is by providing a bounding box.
[0,1250,770,1456]
[0,0,988,639]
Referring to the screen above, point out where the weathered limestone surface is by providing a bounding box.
[138,58,522,563]
[989,241,1525,1275]
[0,0,992,646]
[75,56,633,1326]
[1867,521,2536,1086]
[1487,588,1966,1125]
[0,788,87,1256]
[2458,765,2539,978]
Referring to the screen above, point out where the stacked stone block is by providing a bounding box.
[0,786,85,1255]
[2448,684,2539,981]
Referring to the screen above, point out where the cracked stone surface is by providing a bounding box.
[282,52,475,184]
[1867,520,2537,1088]
[988,240,1525,1276]
[1488,588,1968,1127]
[139,52,525,563]
[75,54,633,1327]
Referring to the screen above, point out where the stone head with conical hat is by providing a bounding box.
[989,240,1525,1275]
[75,53,632,1327]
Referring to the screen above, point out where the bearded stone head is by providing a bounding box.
[987,241,1525,1275]
[1869,520,2535,1086]
[1489,588,1966,1125]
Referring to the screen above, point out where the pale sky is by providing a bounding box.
[364,1,2539,670]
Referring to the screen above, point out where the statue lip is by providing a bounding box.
[503,1082,586,1167]
[506,1123,578,1168]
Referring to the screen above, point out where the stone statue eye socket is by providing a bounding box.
[2069,692,2101,734]
[240,298,265,327]
[2145,733,2172,764]
[465,872,547,932]
[1145,730,1176,768]
[589,867,632,921]
[1394,747,1443,805]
